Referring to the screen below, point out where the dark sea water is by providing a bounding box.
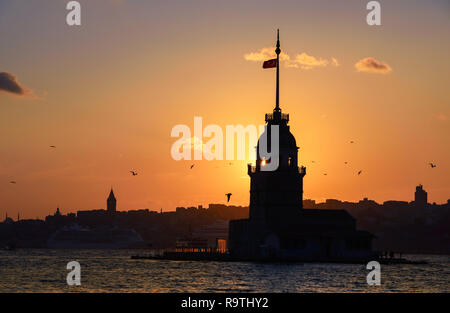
[0,249,448,292]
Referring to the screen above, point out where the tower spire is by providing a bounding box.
[107,186,117,213]
[275,29,281,112]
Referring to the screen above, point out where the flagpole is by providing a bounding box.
[275,29,280,112]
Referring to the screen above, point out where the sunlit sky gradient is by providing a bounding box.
[1,0,449,219]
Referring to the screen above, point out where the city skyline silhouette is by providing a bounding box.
[1,1,448,221]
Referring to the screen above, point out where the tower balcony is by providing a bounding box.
[299,166,306,176]
[248,163,306,175]
[248,164,257,174]
[265,113,289,123]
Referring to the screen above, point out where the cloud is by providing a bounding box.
[0,72,33,97]
[354,57,392,74]
[293,53,329,69]
[244,47,290,62]
[244,48,338,71]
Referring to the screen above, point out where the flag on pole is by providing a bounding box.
[262,58,277,69]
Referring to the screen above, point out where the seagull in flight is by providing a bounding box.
[225,193,232,202]
[429,162,437,168]
[190,164,195,169]
[49,145,56,148]
[130,170,138,176]
[358,170,362,175]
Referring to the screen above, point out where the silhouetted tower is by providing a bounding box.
[414,184,427,207]
[107,188,117,213]
[248,30,306,223]
[3,212,13,224]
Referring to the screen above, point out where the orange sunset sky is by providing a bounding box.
[0,0,449,219]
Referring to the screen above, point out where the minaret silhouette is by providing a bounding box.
[107,188,117,213]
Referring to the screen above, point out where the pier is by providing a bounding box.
[130,249,428,264]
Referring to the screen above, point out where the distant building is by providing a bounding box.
[176,237,209,251]
[303,199,316,208]
[383,201,409,208]
[3,213,14,224]
[45,207,77,225]
[107,188,117,213]
[191,220,229,249]
[46,223,144,249]
[414,184,428,207]
[325,199,343,209]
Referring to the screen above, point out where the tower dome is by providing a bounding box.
[256,108,299,171]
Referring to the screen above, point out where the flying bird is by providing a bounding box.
[130,170,138,176]
[344,162,348,164]
[311,161,315,163]
[49,145,56,148]
[350,141,354,144]
[225,193,232,202]
[429,163,437,168]
[10,181,16,184]
[358,170,362,175]
[190,164,195,169]
[323,173,327,176]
